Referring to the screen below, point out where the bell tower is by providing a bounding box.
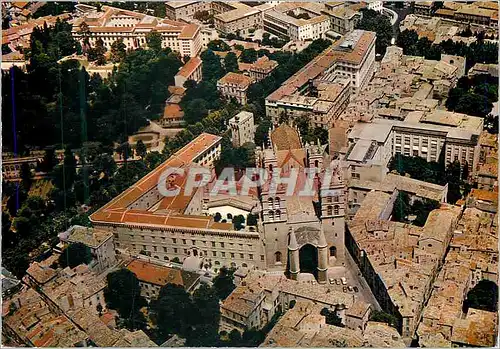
[319,160,346,266]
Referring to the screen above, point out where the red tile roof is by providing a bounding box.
[89,133,223,227]
[176,56,201,78]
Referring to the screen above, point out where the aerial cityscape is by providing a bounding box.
[1,1,498,347]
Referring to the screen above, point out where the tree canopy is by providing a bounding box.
[464,280,498,312]
[104,268,147,329]
[58,242,92,269]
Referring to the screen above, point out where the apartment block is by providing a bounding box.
[265,30,376,126]
[165,1,212,21]
[238,55,278,82]
[214,3,262,35]
[324,3,361,34]
[72,6,202,57]
[263,2,331,41]
[217,72,253,105]
[229,111,255,147]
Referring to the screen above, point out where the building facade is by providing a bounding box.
[72,6,202,57]
[174,56,203,88]
[217,72,253,105]
[229,111,255,147]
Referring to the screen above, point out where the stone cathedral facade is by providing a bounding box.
[256,123,347,283]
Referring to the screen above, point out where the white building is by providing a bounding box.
[72,6,202,57]
[263,3,331,41]
[229,111,255,147]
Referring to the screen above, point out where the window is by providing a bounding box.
[231,253,235,258]
[153,246,157,251]
[212,241,216,247]
[221,252,226,257]
[172,238,177,244]
[164,256,169,261]
[275,197,280,209]
[268,210,274,221]
[192,240,196,245]
[143,245,147,250]
[334,205,340,215]
[327,205,333,215]
[249,254,253,260]
[220,242,225,248]
[163,247,167,252]
[261,255,265,261]
[275,251,282,263]
[212,251,217,257]
[174,248,178,253]
[268,197,274,209]
[182,239,186,244]
[240,253,244,258]
[329,246,337,257]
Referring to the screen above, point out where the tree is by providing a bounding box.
[146,30,162,52]
[356,9,393,55]
[224,52,239,73]
[246,213,258,226]
[232,214,245,230]
[88,38,106,65]
[110,39,126,63]
[464,280,498,312]
[200,49,225,82]
[193,10,211,23]
[145,151,166,170]
[392,191,410,222]
[214,212,222,222]
[207,40,230,52]
[58,242,92,268]
[369,310,398,328]
[135,140,147,159]
[116,142,132,160]
[320,307,343,326]
[240,48,258,63]
[186,284,221,346]
[104,268,146,323]
[152,283,194,338]
[212,266,235,300]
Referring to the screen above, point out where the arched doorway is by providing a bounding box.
[299,244,318,278]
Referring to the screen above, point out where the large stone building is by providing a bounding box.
[256,123,347,282]
[265,30,376,126]
[72,5,202,57]
[90,123,347,284]
[263,2,332,41]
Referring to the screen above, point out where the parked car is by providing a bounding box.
[329,278,335,284]
[335,279,341,285]
[348,286,354,292]
[353,286,359,293]
[341,277,347,285]
[343,286,347,293]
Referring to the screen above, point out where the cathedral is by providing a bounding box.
[91,127,347,284]
[256,123,347,283]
